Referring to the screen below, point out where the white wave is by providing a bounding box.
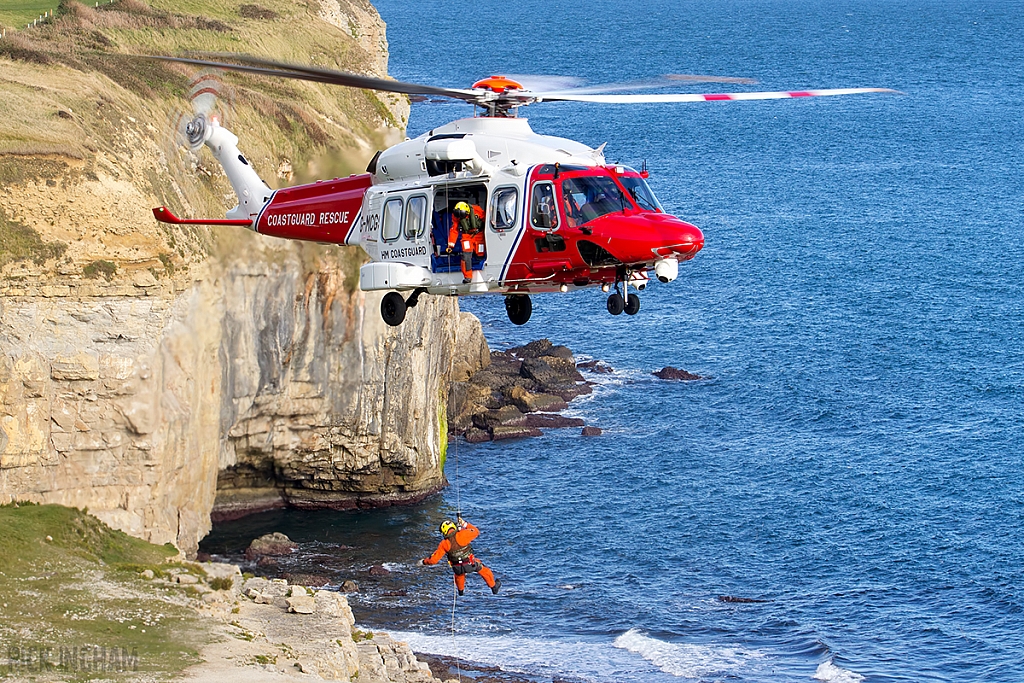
[381,562,406,571]
[613,628,765,679]
[390,627,768,682]
[387,629,660,682]
[813,660,865,683]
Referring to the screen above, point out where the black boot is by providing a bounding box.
[491,579,501,595]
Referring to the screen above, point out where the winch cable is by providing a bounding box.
[443,279,463,683]
[450,580,463,683]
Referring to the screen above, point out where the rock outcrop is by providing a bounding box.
[653,366,704,381]
[448,338,600,442]
[235,576,441,681]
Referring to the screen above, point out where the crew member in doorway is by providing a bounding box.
[422,516,501,596]
[447,201,485,284]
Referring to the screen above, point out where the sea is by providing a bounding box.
[199,1,1024,681]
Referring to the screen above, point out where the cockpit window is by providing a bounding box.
[618,174,663,212]
[531,182,558,230]
[560,176,627,226]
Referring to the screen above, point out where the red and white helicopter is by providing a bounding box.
[151,54,895,326]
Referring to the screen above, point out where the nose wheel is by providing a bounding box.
[624,292,640,315]
[606,284,641,316]
[607,292,624,315]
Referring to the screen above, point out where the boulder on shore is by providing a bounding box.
[245,532,298,560]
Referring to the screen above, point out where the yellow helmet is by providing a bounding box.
[453,201,471,217]
[439,519,457,537]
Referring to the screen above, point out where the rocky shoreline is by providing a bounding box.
[179,557,540,683]
[143,559,450,683]
[449,338,613,442]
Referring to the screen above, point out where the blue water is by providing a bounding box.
[204,1,1024,681]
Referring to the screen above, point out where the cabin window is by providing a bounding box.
[530,182,558,231]
[405,195,428,239]
[382,197,403,242]
[490,187,519,232]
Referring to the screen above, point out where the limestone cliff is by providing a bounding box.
[0,0,465,555]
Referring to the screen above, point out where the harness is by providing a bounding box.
[445,534,482,575]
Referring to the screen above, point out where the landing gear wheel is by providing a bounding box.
[624,293,641,315]
[606,292,624,315]
[381,292,407,327]
[505,294,532,326]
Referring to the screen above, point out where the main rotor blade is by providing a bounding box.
[144,54,480,102]
[509,73,758,97]
[533,74,760,97]
[535,88,901,103]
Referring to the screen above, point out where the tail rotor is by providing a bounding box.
[170,69,233,153]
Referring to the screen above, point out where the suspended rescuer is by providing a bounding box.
[422,517,500,596]
[447,201,486,284]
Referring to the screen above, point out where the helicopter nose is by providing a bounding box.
[586,213,704,265]
[670,219,704,260]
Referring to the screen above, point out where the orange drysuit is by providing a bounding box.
[447,205,486,281]
[422,520,498,594]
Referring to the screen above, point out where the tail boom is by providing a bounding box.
[253,174,372,246]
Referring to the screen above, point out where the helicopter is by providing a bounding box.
[150,53,895,326]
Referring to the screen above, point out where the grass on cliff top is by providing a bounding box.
[0,503,209,680]
[0,0,400,165]
[0,1,58,30]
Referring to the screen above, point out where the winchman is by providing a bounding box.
[447,201,486,284]
[422,516,500,596]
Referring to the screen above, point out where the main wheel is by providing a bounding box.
[624,293,641,315]
[505,294,532,325]
[606,292,624,315]
[381,292,407,327]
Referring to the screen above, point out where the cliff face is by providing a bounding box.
[214,253,458,518]
[0,0,464,555]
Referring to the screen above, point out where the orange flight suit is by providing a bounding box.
[422,521,497,593]
[447,205,486,281]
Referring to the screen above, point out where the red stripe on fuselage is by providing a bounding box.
[704,94,734,101]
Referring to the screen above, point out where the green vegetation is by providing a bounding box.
[0,206,67,267]
[438,391,448,472]
[83,259,117,280]
[0,1,58,30]
[207,576,233,591]
[0,156,70,185]
[0,503,208,680]
[350,629,374,642]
